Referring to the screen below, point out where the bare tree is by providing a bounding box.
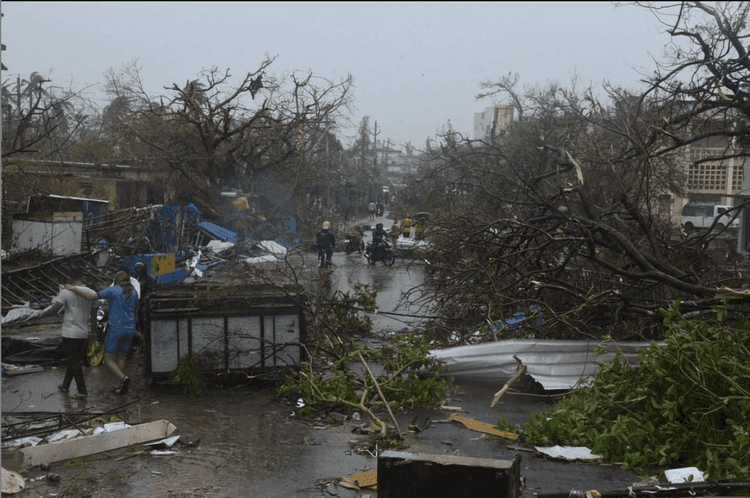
[2,72,94,162]
[103,59,354,217]
[417,5,750,343]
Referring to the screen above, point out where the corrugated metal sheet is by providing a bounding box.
[430,339,657,391]
[198,221,239,244]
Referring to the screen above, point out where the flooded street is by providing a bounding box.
[331,247,432,335]
[3,231,640,497]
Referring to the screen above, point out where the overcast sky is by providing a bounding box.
[1,2,672,151]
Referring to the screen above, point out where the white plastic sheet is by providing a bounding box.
[535,445,603,461]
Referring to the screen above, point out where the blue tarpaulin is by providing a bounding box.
[198,221,254,246]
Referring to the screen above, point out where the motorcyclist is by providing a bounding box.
[345,220,364,252]
[316,221,336,266]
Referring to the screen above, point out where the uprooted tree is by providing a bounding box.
[414,1,750,343]
[523,300,750,478]
[102,58,354,222]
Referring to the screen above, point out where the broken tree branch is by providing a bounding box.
[491,355,527,408]
[357,351,403,439]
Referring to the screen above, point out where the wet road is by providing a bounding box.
[330,249,433,335]
[2,216,641,496]
[2,365,640,497]
[329,212,439,335]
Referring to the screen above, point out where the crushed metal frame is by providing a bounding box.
[1,252,113,311]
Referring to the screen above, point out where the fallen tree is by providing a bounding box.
[522,300,750,478]
[411,1,750,342]
[277,283,447,441]
[234,255,448,442]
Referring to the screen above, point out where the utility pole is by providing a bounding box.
[372,121,379,201]
[372,120,378,169]
[370,121,380,199]
[1,8,5,282]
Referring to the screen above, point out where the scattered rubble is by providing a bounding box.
[534,446,602,462]
[4,418,177,471]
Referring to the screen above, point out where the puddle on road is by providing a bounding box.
[121,386,316,497]
[332,253,433,334]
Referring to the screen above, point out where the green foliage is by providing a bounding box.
[383,437,407,450]
[172,353,214,396]
[64,458,88,468]
[279,280,447,442]
[279,332,447,411]
[494,417,520,435]
[523,301,750,478]
[327,284,377,336]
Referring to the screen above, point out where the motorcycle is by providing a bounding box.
[365,240,396,266]
[344,237,364,254]
[317,245,333,268]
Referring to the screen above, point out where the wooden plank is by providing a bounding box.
[339,469,377,489]
[14,419,177,469]
[449,413,518,440]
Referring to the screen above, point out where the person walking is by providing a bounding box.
[66,271,138,395]
[316,221,336,267]
[132,261,156,347]
[35,269,96,398]
[402,216,413,238]
[390,220,401,248]
[368,200,376,220]
[345,219,364,252]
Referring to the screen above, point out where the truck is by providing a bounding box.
[681,203,740,231]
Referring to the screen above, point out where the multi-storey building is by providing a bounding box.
[671,121,749,252]
[473,106,514,142]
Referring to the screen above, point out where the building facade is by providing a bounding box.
[473,106,514,142]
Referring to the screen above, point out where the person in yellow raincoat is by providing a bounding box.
[402,216,413,238]
[390,220,401,247]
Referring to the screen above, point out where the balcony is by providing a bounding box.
[689,147,730,162]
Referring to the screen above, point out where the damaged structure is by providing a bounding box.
[146,283,306,383]
[430,339,656,391]
[2,192,308,381]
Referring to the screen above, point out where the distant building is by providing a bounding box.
[370,143,422,182]
[473,105,514,142]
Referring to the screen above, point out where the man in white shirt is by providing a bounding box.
[37,269,96,397]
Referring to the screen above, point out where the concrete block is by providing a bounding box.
[378,450,521,498]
